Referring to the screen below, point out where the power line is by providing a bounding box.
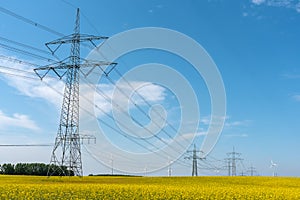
[0,62,190,168]
[37,72,159,154]
[0,6,64,37]
[1,5,188,154]
[58,8,192,151]
[0,55,39,67]
[0,42,56,62]
[0,6,97,59]
[81,78,164,149]
[0,144,53,147]
[90,38,194,152]
[80,78,192,168]
[104,74,188,152]
[58,7,193,160]
[0,66,192,170]
[0,67,37,81]
[0,65,36,76]
[115,68,186,139]
[32,8,189,175]
[0,7,193,172]
[57,78,191,168]
[0,36,59,60]
[0,64,60,81]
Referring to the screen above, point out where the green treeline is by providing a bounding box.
[0,163,74,176]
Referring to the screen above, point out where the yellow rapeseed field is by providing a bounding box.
[0,175,300,199]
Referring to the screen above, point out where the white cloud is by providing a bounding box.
[153,130,206,146]
[0,110,39,131]
[200,115,251,128]
[0,57,64,109]
[296,3,300,13]
[9,78,63,108]
[114,81,166,105]
[251,0,300,13]
[92,81,166,118]
[180,131,207,140]
[242,12,249,17]
[281,73,300,79]
[200,115,229,126]
[224,133,249,138]
[156,4,164,9]
[252,0,265,5]
[292,94,300,102]
[1,54,166,119]
[225,120,251,128]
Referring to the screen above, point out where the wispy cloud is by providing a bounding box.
[252,0,265,5]
[1,56,166,117]
[148,4,164,14]
[224,133,249,138]
[200,115,252,128]
[156,130,207,146]
[225,120,251,128]
[0,57,64,109]
[251,0,300,13]
[292,94,300,102]
[281,73,300,79]
[180,131,207,140]
[199,115,251,139]
[91,81,166,118]
[0,110,39,131]
[200,115,229,126]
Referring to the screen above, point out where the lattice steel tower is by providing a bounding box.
[34,8,116,176]
[185,144,205,176]
[225,146,242,176]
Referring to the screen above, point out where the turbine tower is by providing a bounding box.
[270,160,278,177]
[34,8,116,176]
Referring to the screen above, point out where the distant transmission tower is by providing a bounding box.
[247,164,257,176]
[110,154,114,175]
[34,8,116,176]
[167,157,172,177]
[185,144,205,176]
[225,146,242,176]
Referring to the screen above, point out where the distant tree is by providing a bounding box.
[15,163,26,175]
[0,163,74,176]
[1,163,15,174]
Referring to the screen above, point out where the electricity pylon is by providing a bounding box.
[185,144,205,176]
[247,164,257,176]
[34,8,116,176]
[225,146,242,176]
[167,157,172,177]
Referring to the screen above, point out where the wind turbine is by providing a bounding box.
[270,160,278,177]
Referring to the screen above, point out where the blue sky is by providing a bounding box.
[0,0,300,176]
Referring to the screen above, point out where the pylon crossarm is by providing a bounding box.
[80,61,117,77]
[45,34,108,54]
[34,61,69,80]
[34,57,117,79]
[46,42,62,55]
[79,134,96,144]
[34,68,50,80]
[46,34,108,45]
